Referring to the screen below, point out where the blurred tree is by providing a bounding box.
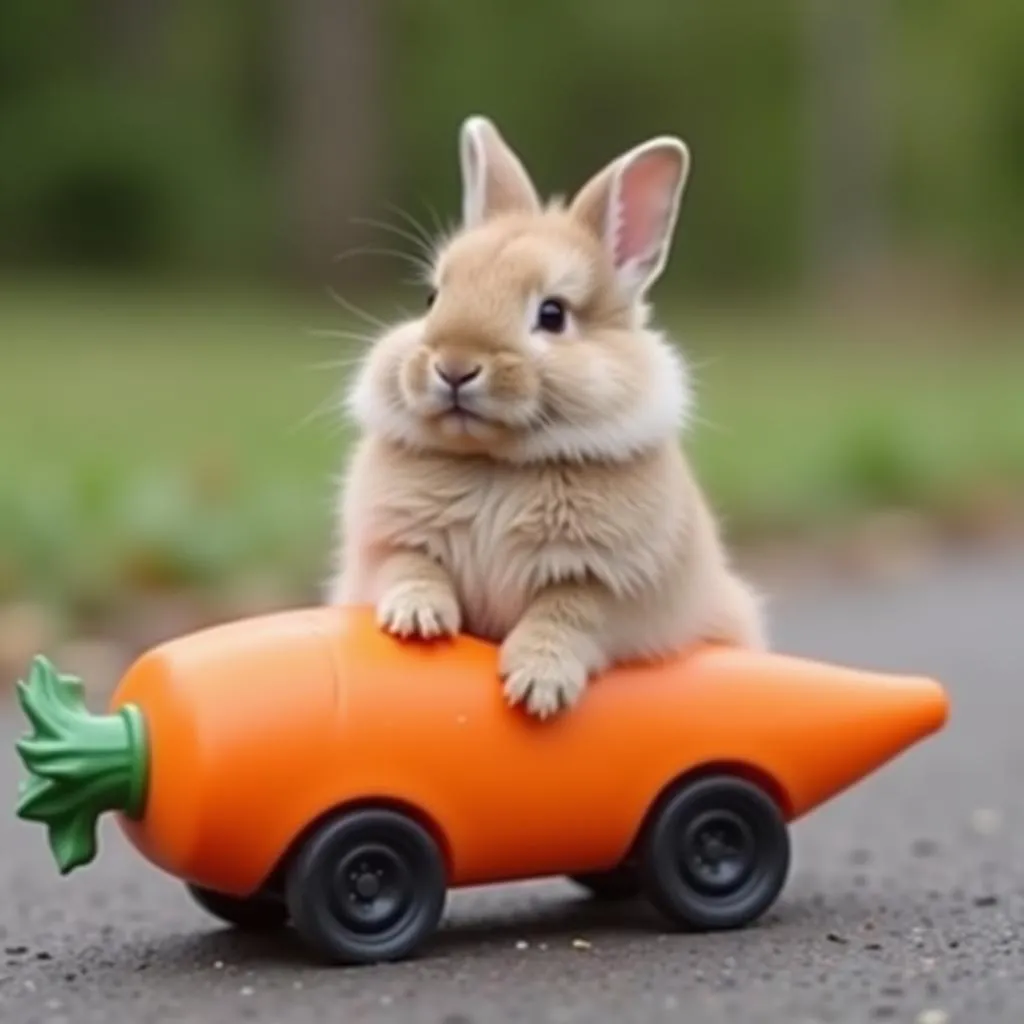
[0,0,1020,297]
[89,0,168,79]
[282,0,383,284]
[804,0,887,294]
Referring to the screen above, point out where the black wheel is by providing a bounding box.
[186,883,288,930]
[569,864,643,901]
[285,808,447,965]
[640,775,790,931]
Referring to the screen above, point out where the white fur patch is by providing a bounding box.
[344,316,691,467]
[509,329,692,465]
[344,322,433,452]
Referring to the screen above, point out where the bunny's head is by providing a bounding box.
[347,116,694,463]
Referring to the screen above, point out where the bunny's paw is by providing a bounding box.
[500,629,588,719]
[376,581,461,640]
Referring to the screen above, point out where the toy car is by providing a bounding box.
[13,604,948,965]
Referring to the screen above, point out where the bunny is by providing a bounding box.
[326,115,766,719]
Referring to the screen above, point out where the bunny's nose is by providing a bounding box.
[433,361,482,390]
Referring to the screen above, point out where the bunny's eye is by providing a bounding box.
[425,288,438,310]
[535,297,567,334]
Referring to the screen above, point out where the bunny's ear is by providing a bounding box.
[569,136,691,297]
[459,115,541,228]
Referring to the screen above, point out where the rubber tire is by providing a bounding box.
[569,865,643,901]
[186,883,289,930]
[640,775,790,931]
[286,808,447,965]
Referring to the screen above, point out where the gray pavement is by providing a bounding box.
[2,545,1023,1023]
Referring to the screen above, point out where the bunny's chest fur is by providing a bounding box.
[384,461,642,641]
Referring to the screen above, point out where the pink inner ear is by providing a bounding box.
[613,150,679,268]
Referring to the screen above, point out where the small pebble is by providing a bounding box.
[293,981,304,991]
[973,894,998,907]
[917,1011,949,1024]
[571,938,592,950]
[379,994,393,1006]
[4,945,27,956]
[213,960,224,970]
[826,932,848,944]
[240,986,254,997]
[515,940,529,950]
[24,980,36,992]
[970,808,1002,836]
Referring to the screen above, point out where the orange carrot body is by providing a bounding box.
[107,605,948,899]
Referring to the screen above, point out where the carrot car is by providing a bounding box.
[14,604,948,965]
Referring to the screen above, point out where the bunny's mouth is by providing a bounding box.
[433,400,497,438]
[437,396,487,422]
[443,406,486,427]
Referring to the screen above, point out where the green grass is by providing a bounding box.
[2,279,1023,626]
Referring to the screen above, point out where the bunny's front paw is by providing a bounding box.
[376,581,461,640]
[500,629,588,719]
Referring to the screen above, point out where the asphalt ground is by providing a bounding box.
[2,544,1022,1024]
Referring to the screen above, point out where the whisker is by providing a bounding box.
[685,352,722,373]
[301,355,369,372]
[381,200,436,251]
[331,244,431,276]
[305,327,378,345]
[289,387,348,436]
[400,263,434,287]
[424,200,450,240]
[677,361,729,436]
[325,287,389,331]
[387,301,415,324]
[351,216,434,260]
[688,410,728,435]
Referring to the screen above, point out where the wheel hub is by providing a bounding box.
[354,872,381,900]
[331,843,413,933]
[679,809,756,894]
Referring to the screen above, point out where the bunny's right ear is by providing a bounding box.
[459,115,541,228]
[569,136,691,299]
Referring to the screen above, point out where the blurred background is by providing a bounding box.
[1,0,1022,687]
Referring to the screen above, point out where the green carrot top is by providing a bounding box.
[14,655,148,874]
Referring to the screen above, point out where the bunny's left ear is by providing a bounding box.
[459,115,541,228]
[569,136,691,297]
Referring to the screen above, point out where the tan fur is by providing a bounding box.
[326,116,766,718]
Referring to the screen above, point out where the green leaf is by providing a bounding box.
[13,654,148,876]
